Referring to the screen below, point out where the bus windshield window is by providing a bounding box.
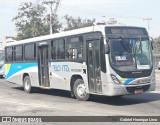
[109,38,152,71]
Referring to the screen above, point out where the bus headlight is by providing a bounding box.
[110,74,121,84]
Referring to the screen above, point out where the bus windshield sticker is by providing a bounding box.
[115,56,127,61]
[137,65,150,70]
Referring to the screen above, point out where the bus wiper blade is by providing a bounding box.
[134,37,142,54]
[119,36,131,53]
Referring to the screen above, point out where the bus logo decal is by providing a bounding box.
[53,65,61,71]
[62,65,70,72]
[52,65,70,72]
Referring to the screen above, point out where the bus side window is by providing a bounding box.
[24,44,36,61]
[14,45,23,62]
[72,48,77,59]
[51,39,65,60]
[67,48,77,59]
[6,47,13,62]
[66,36,83,59]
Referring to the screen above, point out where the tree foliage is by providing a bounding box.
[152,37,160,53]
[12,2,61,40]
[64,15,96,31]
[13,2,97,40]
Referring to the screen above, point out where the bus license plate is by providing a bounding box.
[134,89,143,94]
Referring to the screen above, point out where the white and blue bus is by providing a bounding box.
[5,25,155,100]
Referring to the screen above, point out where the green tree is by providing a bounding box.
[12,2,61,40]
[152,37,160,54]
[64,15,95,31]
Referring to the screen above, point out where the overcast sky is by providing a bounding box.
[0,0,160,42]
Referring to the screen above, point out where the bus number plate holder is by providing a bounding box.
[134,89,143,94]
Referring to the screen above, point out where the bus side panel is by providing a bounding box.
[147,69,156,91]
[49,62,88,91]
[99,54,116,96]
[5,63,39,87]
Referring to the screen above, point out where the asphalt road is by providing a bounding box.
[0,72,160,124]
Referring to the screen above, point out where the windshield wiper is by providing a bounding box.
[134,37,142,54]
[119,36,131,53]
[133,37,143,69]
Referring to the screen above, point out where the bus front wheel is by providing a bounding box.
[73,79,89,101]
[23,76,32,93]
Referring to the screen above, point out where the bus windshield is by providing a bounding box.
[109,38,153,72]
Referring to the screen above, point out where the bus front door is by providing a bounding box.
[38,46,50,87]
[87,40,102,94]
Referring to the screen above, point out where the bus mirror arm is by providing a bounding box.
[150,37,154,50]
[105,43,110,54]
[151,42,154,50]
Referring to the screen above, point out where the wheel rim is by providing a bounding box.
[25,79,30,91]
[77,83,87,98]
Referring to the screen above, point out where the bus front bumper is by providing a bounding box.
[107,82,155,96]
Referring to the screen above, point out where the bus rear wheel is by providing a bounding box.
[73,79,89,101]
[23,76,32,93]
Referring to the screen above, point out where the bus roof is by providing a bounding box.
[6,25,106,47]
[6,25,146,47]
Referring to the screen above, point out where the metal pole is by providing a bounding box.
[43,1,54,34]
[50,1,53,34]
[43,0,60,34]
[143,18,152,35]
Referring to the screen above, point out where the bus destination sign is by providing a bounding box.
[106,27,147,36]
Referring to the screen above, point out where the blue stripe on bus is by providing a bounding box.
[123,78,136,85]
[5,63,38,79]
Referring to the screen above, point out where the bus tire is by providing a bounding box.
[73,79,89,101]
[23,76,32,93]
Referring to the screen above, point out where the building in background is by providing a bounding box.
[0,36,16,51]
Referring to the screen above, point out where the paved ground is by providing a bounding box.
[0,71,160,125]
